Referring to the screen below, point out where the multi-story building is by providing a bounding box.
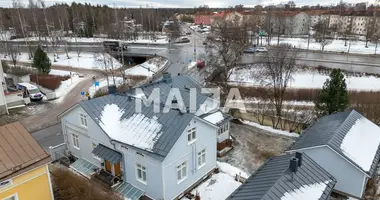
[59,74,232,200]
[0,122,54,200]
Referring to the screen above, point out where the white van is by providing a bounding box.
[17,83,43,100]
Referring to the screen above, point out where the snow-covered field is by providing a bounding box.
[125,57,168,77]
[229,67,380,91]
[11,36,169,44]
[242,120,300,137]
[182,162,248,200]
[88,77,125,97]
[1,52,123,70]
[262,37,380,55]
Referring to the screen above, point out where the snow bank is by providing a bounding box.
[11,36,169,44]
[49,69,72,76]
[88,77,125,97]
[125,57,168,77]
[229,67,380,91]
[203,111,225,125]
[281,181,330,200]
[99,104,163,151]
[242,120,300,137]
[187,62,197,69]
[217,161,248,179]
[53,75,84,102]
[340,117,380,171]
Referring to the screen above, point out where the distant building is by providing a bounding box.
[194,12,212,25]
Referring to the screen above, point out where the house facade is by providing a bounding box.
[0,122,53,200]
[287,110,380,199]
[0,64,6,115]
[60,75,231,200]
[292,12,310,35]
[194,12,212,25]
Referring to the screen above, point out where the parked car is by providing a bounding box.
[175,38,190,43]
[256,47,268,52]
[244,48,256,53]
[202,41,208,45]
[197,60,205,69]
[17,82,43,100]
[186,32,192,35]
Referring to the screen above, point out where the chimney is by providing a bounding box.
[162,72,171,83]
[289,158,298,173]
[295,152,302,167]
[108,85,117,94]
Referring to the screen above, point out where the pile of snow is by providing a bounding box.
[125,57,168,77]
[280,181,330,200]
[187,62,197,69]
[340,117,380,171]
[229,67,380,91]
[242,120,300,137]
[203,111,225,125]
[99,104,163,151]
[88,77,125,97]
[54,74,83,100]
[49,69,72,76]
[183,162,248,200]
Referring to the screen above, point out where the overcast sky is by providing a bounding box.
[0,0,376,8]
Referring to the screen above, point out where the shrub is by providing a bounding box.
[30,74,66,90]
[51,168,122,200]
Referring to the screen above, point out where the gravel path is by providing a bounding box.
[218,122,296,174]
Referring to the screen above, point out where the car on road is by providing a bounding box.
[175,37,190,43]
[244,48,256,53]
[202,41,208,45]
[186,32,192,35]
[256,47,268,52]
[17,82,43,100]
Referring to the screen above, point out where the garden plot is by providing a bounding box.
[229,66,380,91]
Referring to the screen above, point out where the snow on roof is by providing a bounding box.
[280,181,330,200]
[99,104,163,151]
[203,111,224,125]
[340,117,380,172]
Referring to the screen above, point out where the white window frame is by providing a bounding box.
[136,163,147,184]
[0,179,12,189]
[79,113,88,127]
[72,133,80,150]
[177,161,187,183]
[187,127,196,144]
[3,193,18,200]
[92,143,101,161]
[197,149,206,169]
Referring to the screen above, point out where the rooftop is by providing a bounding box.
[227,153,336,200]
[0,122,51,181]
[289,110,380,176]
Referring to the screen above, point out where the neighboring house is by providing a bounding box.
[0,122,54,200]
[287,109,380,199]
[292,12,310,35]
[0,64,6,115]
[194,12,212,25]
[59,75,231,200]
[227,152,336,200]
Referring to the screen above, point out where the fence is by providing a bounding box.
[49,143,67,161]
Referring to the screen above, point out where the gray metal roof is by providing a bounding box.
[92,144,122,164]
[227,153,336,200]
[200,111,233,126]
[289,109,380,176]
[79,75,211,161]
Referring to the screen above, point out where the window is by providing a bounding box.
[0,179,12,189]
[3,194,18,200]
[197,149,206,168]
[177,162,187,182]
[92,143,101,160]
[79,113,88,127]
[136,163,147,183]
[187,127,196,143]
[72,133,79,149]
[218,123,229,135]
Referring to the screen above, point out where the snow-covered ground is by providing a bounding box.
[182,162,248,200]
[88,77,125,97]
[242,120,300,137]
[187,62,197,70]
[261,37,380,55]
[229,67,380,91]
[1,52,123,70]
[53,74,84,101]
[49,69,73,76]
[125,57,168,77]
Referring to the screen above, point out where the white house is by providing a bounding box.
[287,109,380,199]
[59,75,232,200]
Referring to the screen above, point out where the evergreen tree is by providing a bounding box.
[314,68,349,117]
[32,47,51,74]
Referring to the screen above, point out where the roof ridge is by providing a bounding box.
[326,109,355,147]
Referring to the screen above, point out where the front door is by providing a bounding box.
[114,161,121,176]
[104,160,112,173]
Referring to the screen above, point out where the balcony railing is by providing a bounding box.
[92,169,123,188]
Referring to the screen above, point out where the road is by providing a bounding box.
[31,123,63,152]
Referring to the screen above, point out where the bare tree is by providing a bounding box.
[204,16,249,84]
[263,10,274,45]
[313,19,332,51]
[94,50,117,86]
[167,19,181,43]
[7,43,20,67]
[253,44,298,128]
[250,98,272,125]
